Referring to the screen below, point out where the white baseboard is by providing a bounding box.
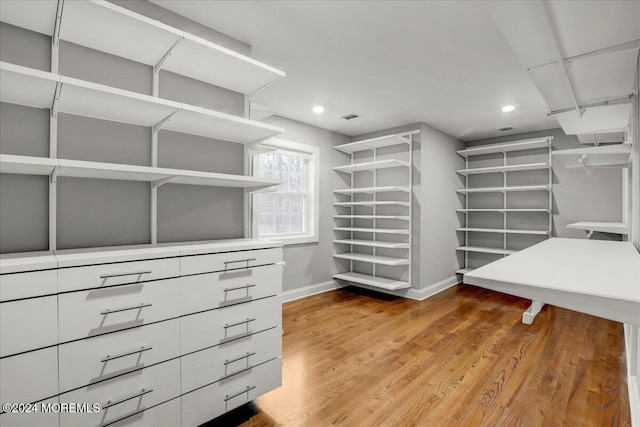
[332,275,459,301]
[281,280,347,303]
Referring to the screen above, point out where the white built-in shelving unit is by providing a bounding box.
[456,137,553,275]
[0,0,286,249]
[332,132,416,291]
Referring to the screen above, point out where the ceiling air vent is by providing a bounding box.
[341,113,361,120]
[499,127,513,132]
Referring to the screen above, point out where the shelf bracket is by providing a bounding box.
[247,76,284,100]
[585,229,595,238]
[52,0,64,46]
[153,36,184,74]
[51,82,62,119]
[50,166,59,184]
[152,176,176,188]
[578,155,592,175]
[152,109,180,134]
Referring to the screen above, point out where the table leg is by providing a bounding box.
[522,300,545,325]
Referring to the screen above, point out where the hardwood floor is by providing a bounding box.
[207,285,631,426]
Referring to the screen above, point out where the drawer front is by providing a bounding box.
[57,258,179,293]
[58,279,179,343]
[181,295,282,354]
[0,269,57,302]
[59,358,180,427]
[58,319,180,393]
[107,397,181,427]
[0,397,59,427]
[182,326,282,393]
[180,247,282,276]
[181,357,282,427]
[180,263,283,315]
[0,296,57,357]
[0,347,58,406]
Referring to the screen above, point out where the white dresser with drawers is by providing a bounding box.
[0,239,283,427]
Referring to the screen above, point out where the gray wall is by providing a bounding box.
[467,128,624,242]
[0,4,251,253]
[262,116,350,292]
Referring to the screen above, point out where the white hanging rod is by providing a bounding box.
[547,94,634,116]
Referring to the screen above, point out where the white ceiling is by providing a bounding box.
[150,1,638,142]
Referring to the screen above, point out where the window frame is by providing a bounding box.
[249,138,319,245]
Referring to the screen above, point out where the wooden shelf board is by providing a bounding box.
[334,253,409,266]
[457,228,550,236]
[334,186,410,195]
[334,134,410,154]
[567,221,629,235]
[553,144,631,169]
[457,137,551,158]
[335,201,410,207]
[0,62,59,110]
[334,215,410,220]
[333,227,410,235]
[0,1,284,95]
[456,246,516,255]
[457,162,549,176]
[333,239,410,249]
[457,185,550,194]
[334,159,410,173]
[0,154,58,176]
[333,272,410,290]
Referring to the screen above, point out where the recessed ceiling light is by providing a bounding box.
[502,105,515,113]
[312,105,325,114]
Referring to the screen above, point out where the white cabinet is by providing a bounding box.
[455,137,553,274]
[333,133,416,291]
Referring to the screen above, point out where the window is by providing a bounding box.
[251,139,319,245]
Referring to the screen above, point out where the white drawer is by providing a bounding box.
[181,295,282,354]
[59,358,180,427]
[57,258,179,293]
[107,397,181,427]
[182,326,282,393]
[180,247,282,276]
[58,319,180,393]
[0,347,58,406]
[180,263,283,315]
[0,269,57,302]
[0,397,60,427]
[181,357,282,427]
[0,295,57,356]
[58,279,179,343]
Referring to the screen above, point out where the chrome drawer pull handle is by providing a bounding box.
[224,352,256,365]
[101,346,152,363]
[99,270,152,279]
[224,284,256,292]
[223,258,256,269]
[224,318,256,328]
[103,388,153,409]
[224,385,256,402]
[101,302,152,315]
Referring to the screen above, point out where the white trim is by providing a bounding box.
[281,280,347,303]
[333,276,459,301]
[625,323,640,427]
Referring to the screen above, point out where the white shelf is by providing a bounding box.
[553,144,631,169]
[334,159,410,173]
[457,228,550,235]
[567,221,629,235]
[334,215,410,220]
[334,201,410,207]
[334,227,410,235]
[334,186,410,195]
[456,268,475,275]
[456,246,516,255]
[334,135,410,154]
[0,62,283,144]
[333,253,409,266]
[0,155,280,190]
[333,239,410,249]
[0,0,285,95]
[456,162,549,176]
[457,208,551,213]
[457,185,550,194]
[457,137,552,158]
[333,272,410,290]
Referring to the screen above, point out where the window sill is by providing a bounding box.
[262,235,318,246]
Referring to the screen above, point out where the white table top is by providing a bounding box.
[464,238,640,325]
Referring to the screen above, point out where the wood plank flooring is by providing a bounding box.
[206,285,630,426]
